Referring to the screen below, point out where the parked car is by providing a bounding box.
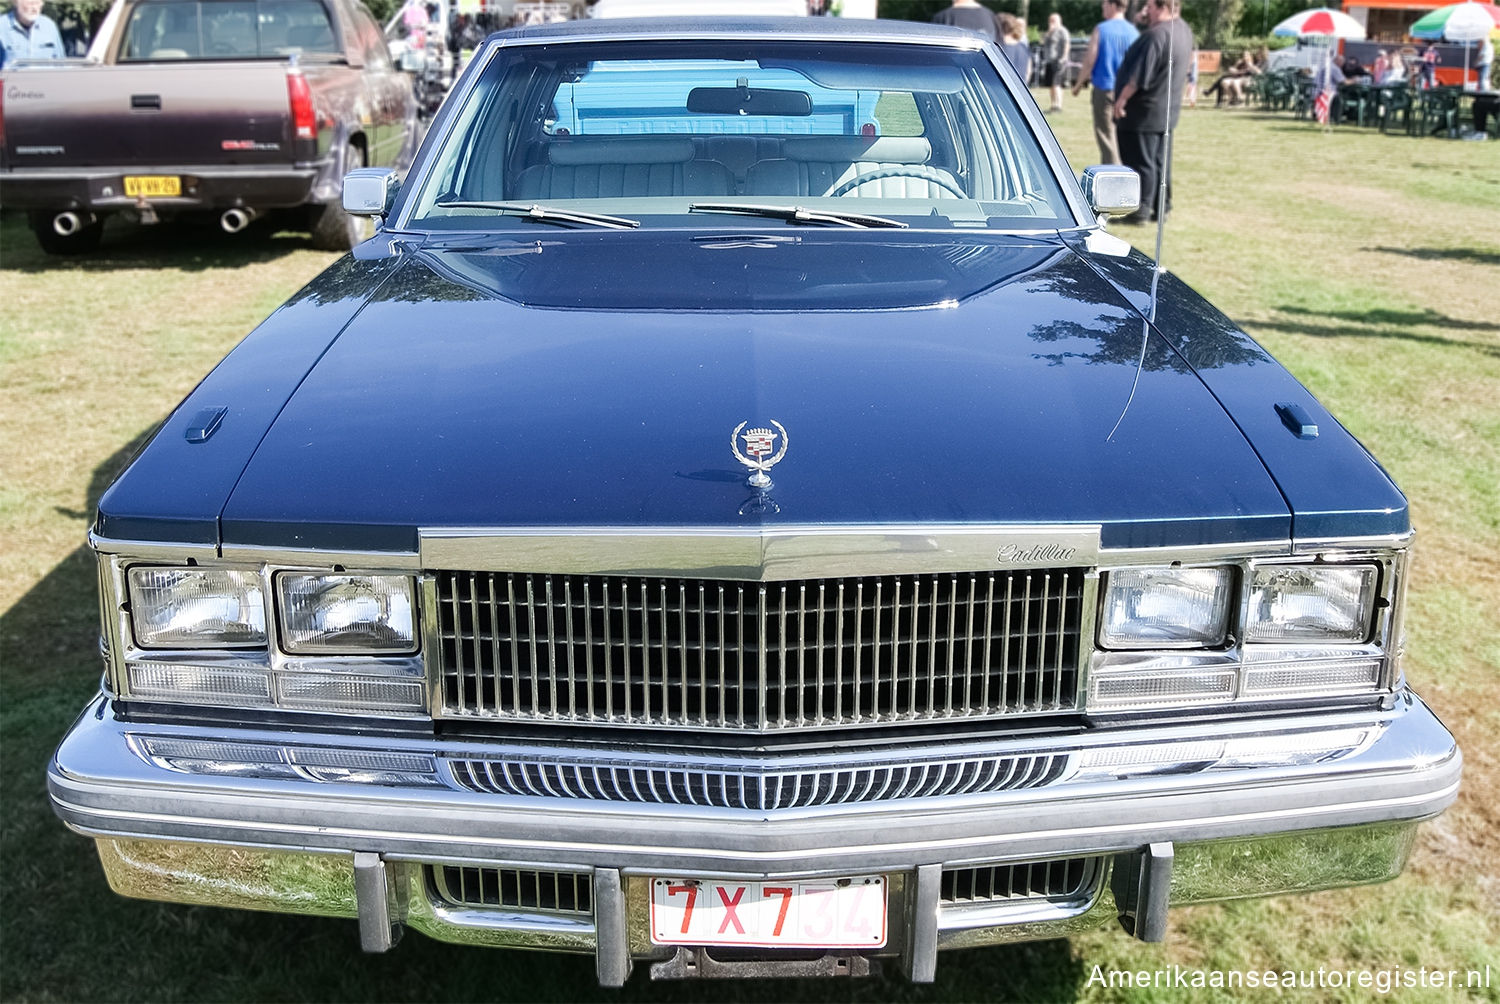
[47,16,1459,986]
[0,0,419,253]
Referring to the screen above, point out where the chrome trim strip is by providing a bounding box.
[222,545,422,570]
[89,532,219,559]
[420,525,1101,580]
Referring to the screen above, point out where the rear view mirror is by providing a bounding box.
[1081,165,1140,216]
[343,168,400,217]
[687,86,812,117]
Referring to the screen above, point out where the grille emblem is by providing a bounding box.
[730,420,788,489]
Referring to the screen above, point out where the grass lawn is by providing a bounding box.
[2,98,1497,1002]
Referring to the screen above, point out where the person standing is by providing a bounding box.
[1111,0,1194,223]
[1072,0,1137,164]
[930,0,997,42]
[0,0,64,67]
[1041,13,1070,112]
[1477,35,1493,91]
[997,12,1031,84]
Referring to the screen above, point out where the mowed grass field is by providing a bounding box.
[2,99,1497,1002]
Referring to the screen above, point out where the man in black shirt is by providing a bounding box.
[1111,0,1194,223]
[931,0,997,41]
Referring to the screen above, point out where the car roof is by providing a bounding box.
[493,16,986,47]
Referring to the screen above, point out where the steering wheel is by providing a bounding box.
[826,165,968,199]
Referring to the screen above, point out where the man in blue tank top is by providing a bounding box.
[1072,0,1138,164]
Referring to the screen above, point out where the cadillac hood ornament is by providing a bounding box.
[731,420,788,490]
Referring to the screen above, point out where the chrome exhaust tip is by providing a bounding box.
[53,211,93,236]
[220,208,258,234]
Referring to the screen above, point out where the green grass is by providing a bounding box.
[3,100,1498,1002]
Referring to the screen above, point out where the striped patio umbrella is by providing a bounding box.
[1409,1,1500,40]
[1271,7,1368,38]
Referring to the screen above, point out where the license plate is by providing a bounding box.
[649,875,887,949]
[123,175,181,198]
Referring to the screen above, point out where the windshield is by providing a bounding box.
[406,39,1075,231]
[120,0,340,61]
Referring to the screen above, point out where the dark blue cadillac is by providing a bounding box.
[49,16,1459,984]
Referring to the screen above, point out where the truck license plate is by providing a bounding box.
[649,875,887,949]
[123,175,181,198]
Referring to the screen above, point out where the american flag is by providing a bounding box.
[1314,89,1332,125]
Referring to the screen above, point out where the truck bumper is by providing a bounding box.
[0,164,323,212]
[49,692,1459,981]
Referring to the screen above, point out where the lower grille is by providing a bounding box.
[449,751,1069,811]
[427,865,592,916]
[433,569,1086,731]
[941,857,1102,907]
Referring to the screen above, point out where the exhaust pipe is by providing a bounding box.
[220,208,258,234]
[53,211,95,236]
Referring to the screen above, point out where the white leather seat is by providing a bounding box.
[744,137,964,199]
[514,138,733,199]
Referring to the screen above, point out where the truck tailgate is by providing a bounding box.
[4,62,296,169]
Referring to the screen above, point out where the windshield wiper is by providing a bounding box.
[434,200,640,230]
[689,203,908,229]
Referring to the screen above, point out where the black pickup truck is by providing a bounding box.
[0,0,418,253]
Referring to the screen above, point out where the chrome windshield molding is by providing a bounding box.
[419,524,1101,581]
[390,25,1090,233]
[49,692,1460,877]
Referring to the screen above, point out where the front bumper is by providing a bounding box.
[49,691,1459,981]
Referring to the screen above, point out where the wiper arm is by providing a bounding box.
[434,200,640,230]
[689,203,908,229]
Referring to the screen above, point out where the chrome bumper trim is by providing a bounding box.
[50,693,1458,875]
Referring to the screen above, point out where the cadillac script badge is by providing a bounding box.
[731,421,788,490]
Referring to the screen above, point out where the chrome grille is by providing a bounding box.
[427,865,592,915]
[432,569,1086,730]
[941,857,1102,906]
[449,752,1069,811]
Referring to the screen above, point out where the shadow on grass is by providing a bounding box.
[1275,305,1500,333]
[1243,305,1500,358]
[1365,245,1500,267]
[0,429,1096,1003]
[0,211,324,275]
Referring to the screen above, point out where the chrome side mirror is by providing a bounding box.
[1081,165,1140,217]
[342,168,400,218]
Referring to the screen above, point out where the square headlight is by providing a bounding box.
[128,567,266,648]
[1245,565,1378,644]
[1100,567,1233,650]
[278,573,417,654]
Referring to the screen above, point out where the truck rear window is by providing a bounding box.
[120,0,340,61]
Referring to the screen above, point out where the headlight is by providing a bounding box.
[1099,567,1233,649]
[278,573,417,654]
[1245,565,1377,644]
[128,567,266,648]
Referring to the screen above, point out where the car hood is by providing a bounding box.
[219,232,1292,552]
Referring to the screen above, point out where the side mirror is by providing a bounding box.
[1081,165,1140,217]
[342,167,399,217]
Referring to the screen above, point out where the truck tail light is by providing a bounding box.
[287,70,316,141]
